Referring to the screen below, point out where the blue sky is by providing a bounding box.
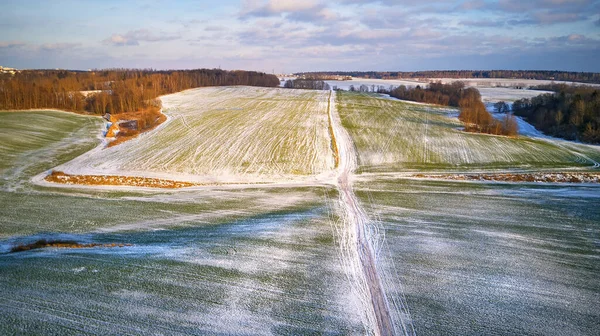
[1,0,599,72]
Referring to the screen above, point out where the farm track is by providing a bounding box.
[328,90,414,336]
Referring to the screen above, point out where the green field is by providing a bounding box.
[354,177,600,335]
[0,108,368,334]
[1,90,599,335]
[57,87,334,182]
[0,111,103,192]
[337,92,600,172]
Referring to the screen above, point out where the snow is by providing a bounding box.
[329,90,414,335]
[478,87,553,103]
[48,86,336,186]
[339,91,600,170]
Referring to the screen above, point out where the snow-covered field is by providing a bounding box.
[55,86,335,184]
[0,109,366,334]
[479,87,553,103]
[322,77,599,92]
[354,177,600,336]
[1,87,599,335]
[337,91,600,171]
[0,111,103,193]
[318,77,569,108]
[324,78,422,90]
[426,77,600,88]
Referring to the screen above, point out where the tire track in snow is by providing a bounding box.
[328,90,414,336]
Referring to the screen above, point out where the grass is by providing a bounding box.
[354,177,600,336]
[0,203,365,335]
[58,86,335,181]
[337,91,600,172]
[1,88,598,335]
[0,110,103,190]
[0,106,365,334]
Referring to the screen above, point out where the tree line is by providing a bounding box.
[512,85,600,143]
[283,79,330,90]
[297,71,600,84]
[0,69,280,114]
[386,82,518,136]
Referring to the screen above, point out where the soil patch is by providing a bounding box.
[413,172,600,183]
[10,239,132,253]
[46,171,199,188]
[107,107,167,147]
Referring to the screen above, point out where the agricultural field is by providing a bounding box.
[0,108,368,334]
[0,110,103,193]
[353,177,600,336]
[477,87,553,103]
[337,91,600,172]
[55,87,334,184]
[1,87,599,335]
[336,90,600,335]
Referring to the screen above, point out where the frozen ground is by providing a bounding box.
[478,87,553,103]
[354,177,600,336]
[321,77,599,92]
[321,77,558,108]
[0,111,103,193]
[0,200,367,335]
[336,92,600,172]
[0,110,365,334]
[1,88,599,335]
[54,86,334,185]
[420,77,600,88]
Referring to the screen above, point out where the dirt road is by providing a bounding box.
[328,90,414,336]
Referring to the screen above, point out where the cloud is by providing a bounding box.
[287,7,341,22]
[240,0,341,23]
[460,0,486,10]
[204,25,225,32]
[236,18,319,47]
[0,41,26,49]
[459,20,506,28]
[498,0,593,12]
[40,43,81,51]
[104,34,138,46]
[102,29,181,46]
[546,33,598,45]
[532,11,587,24]
[335,0,447,6]
[0,41,81,53]
[2,0,599,72]
[241,0,321,17]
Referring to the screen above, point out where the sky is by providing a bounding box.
[1,0,599,72]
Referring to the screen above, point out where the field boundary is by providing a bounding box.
[328,90,340,168]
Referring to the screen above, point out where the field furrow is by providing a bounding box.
[337,92,600,172]
[54,87,334,184]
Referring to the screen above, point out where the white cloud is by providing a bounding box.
[102,29,181,47]
[0,41,27,48]
[240,0,329,21]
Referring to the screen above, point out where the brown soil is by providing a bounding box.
[10,239,132,253]
[46,171,200,188]
[413,172,600,183]
[107,107,167,147]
